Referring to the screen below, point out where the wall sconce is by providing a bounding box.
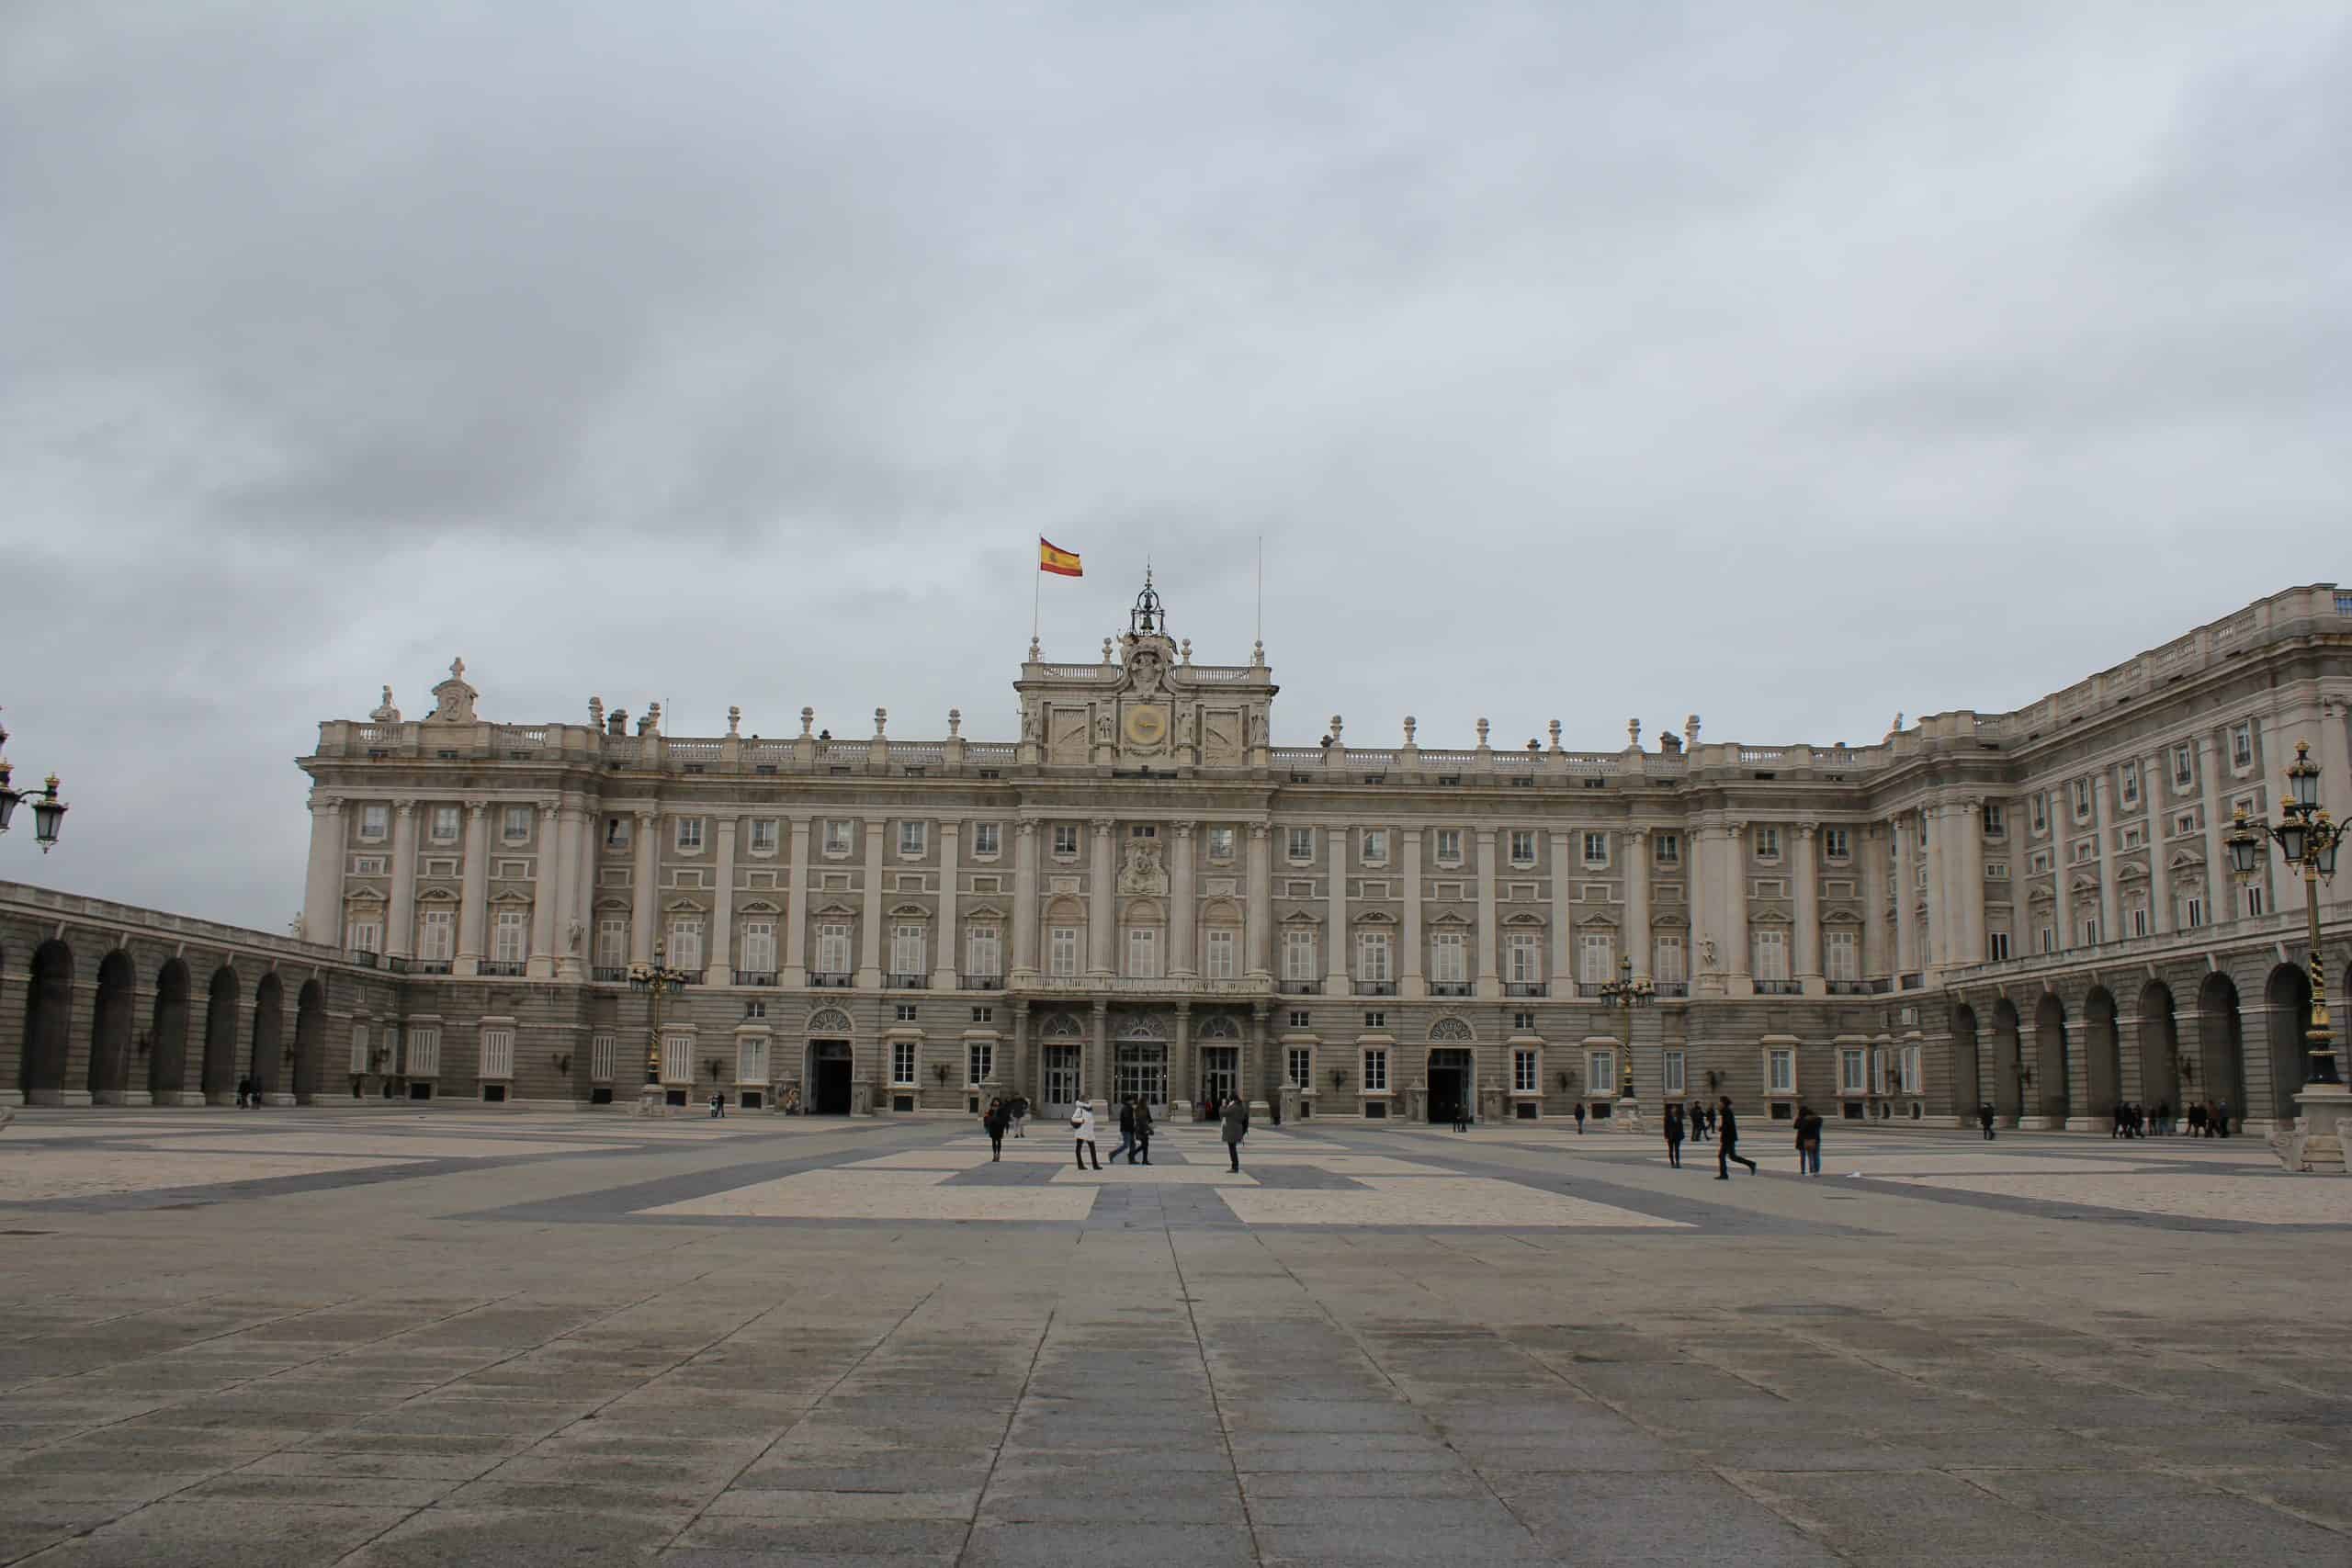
[707,1057,724,1081]
[1329,1067,1349,1090]
[549,1053,571,1076]
[135,1031,153,1057]
[1555,1070,1574,1092]
[933,1062,951,1085]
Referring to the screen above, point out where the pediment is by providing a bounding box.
[738,899,782,915]
[663,897,707,913]
[888,903,931,919]
[1427,909,1472,927]
[1501,911,1546,927]
[1280,909,1322,926]
[963,903,1007,921]
[1821,908,1862,926]
[1352,909,1397,926]
[416,887,458,904]
[811,901,859,919]
[489,888,533,905]
[342,886,387,904]
[1750,908,1792,926]
[1574,910,1619,929]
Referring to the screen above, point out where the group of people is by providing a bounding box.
[1973,1100,2232,1139]
[978,1096,1033,1158]
[1660,1097,1761,1179]
[980,1094,1255,1171]
[2110,1101,2174,1137]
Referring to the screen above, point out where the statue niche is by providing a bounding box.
[1119,840,1169,897]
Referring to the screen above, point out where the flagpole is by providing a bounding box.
[1031,541,1042,656]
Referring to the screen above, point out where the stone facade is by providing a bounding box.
[9,580,2352,1134]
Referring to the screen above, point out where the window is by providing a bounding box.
[1506,931,1541,985]
[1430,931,1466,985]
[965,924,1001,977]
[972,822,1000,856]
[502,805,532,842]
[2173,744,2194,787]
[431,806,460,841]
[1510,829,1537,865]
[1053,823,1080,856]
[668,916,705,970]
[406,1026,441,1078]
[349,1023,370,1075]
[1204,929,1237,979]
[1283,929,1317,982]
[2175,811,2199,838]
[1287,1047,1312,1088]
[1653,832,1679,864]
[891,1042,916,1086]
[2130,904,2150,938]
[2232,723,2254,768]
[1129,823,1157,839]
[359,804,389,840]
[2074,840,2097,863]
[967,1043,993,1087]
[418,908,456,963]
[817,922,852,975]
[1363,1010,1386,1030]
[605,816,632,850]
[1287,827,1315,861]
[1362,1048,1388,1092]
[2120,826,2144,851]
[1825,929,1857,982]
[1753,827,1781,862]
[493,908,528,966]
[746,1000,766,1019]
[1588,1049,1616,1095]
[1753,930,1789,985]
[2182,895,2205,929]
[2120,762,2141,806]
[1435,829,1463,863]
[1986,931,2011,962]
[1901,1044,1922,1095]
[1513,1049,1538,1093]
[2030,794,2048,834]
[1362,828,1389,864]
[748,819,777,854]
[1207,826,1236,860]
[1512,1010,1535,1032]
[588,1032,616,1083]
[741,919,776,975]
[1577,932,1614,985]
[1048,926,1080,976]
[1289,1010,1311,1029]
[2040,925,2056,953]
[595,918,627,971]
[1982,804,2006,836]
[1357,931,1393,982]
[2071,780,2092,818]
[1663,1050,1686,1096]
[2079,918,2100,946]
[345,916,382,954]
[2030,851,2052,874]
[1654,935,1686,986]
[1770,1049,1795,1094]
[824,819,854,855]
[879,921,919,976]
[1125,927,1160,978]
[894,1003,918,1022]
[971,1006,993,1023]
[2245,884,2266,918]
[899,820,927,856]
[674,817,705,852]
[1822,827,1849,859]
[1840,1049,1866,1094]
[480,1028,514,1080]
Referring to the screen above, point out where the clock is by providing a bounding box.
[1123,705,1169,750]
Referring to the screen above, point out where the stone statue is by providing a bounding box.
[1702,939,1718,968]
[1095,712,1114,744]
[1118,840,1169,896]
[1249,710,1267,745]
[567,919,584,953]
[369,687,401,724]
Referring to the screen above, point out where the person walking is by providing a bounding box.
[1979,1101,1996,1140]
[1663,1102,1684,1169]
[983,1097,1008,1161]
[2187,1100,2206,1137]
[1071,1101,1103,1170]
[1012,1095,1029,1139]
[1107,1098,1136,1164]
[235,1075,254,1109]
[1573,1101,1586,1135]
[1795,1105,1823,1176]
[2155,1099,2172,1136]
[1220,1094,1250,1173]
[1453,1096,1470,1134]
[1132,1098,1154,1166]
[1715,1097,1758,1179]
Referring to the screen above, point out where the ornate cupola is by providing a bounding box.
[1129,565,1167,637]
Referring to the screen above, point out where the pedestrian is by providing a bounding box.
[1573,1101,1586,1135]
[1221,1093,1250,1173]
[2187,1100,2206,1137]
[2155,1099,2172,1136]
[1979,1101,1996,1140]
[1108,1098,1136,1164]
[235,1075,254,1109]
[1012,1095,1029,1138]
[2214,1100,2231,1138]
[983,1097,1007,1160]
[709,1091,725,1119]
[1070,1101,1103,1170]
[1795,1104,1822,1176]
[1453,1096,1470,1134]
[1664,1102,1684,1168]
[1133,1097,1153,1165]
[1715,1097,1758,1179]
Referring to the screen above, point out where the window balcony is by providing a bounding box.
[1898,973,1924,990]
[1429,981,1474,998]
[809,972,854,988]
[1575,982,1607,998]
[1755,981,1802,996]
[733,970,777,987]
[481,962,526,977]
[886,973,929,989]
[1282,979,1323,995]
[961,974,1006,990]
[1505,982,1548,998]
[345,950,381,969]
[1354,980,1398,997]
[1825,980,1871,996]
[413,960,453,976]
[1653,981,1689,998]
[592,965,628,982]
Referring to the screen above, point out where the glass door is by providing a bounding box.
[1043,1044,1082,1117]
[1114,1043,1169,1119]
[1199,1045,1238,1115]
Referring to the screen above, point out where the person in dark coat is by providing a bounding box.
[1715,1097,1758,1179]
[1131,1098,1153,1166]
[1107,1099,1136,1164]
[1794,1105,1823,1176]
[235,1075,254,1109]
[1663,1102,1684,1168]
[1573,1101,1586,1135]
[1220,1095,1250,1172]
[2188,1100,2206,1137]
[2214,1100,2231,1138]
[1979,1101,1996,1140]
[982,1097,1008,1160]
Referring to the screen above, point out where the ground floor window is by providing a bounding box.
[1900,1043,1922,1095]
[1512,1048,1538,1093]
[1840,1048,1866,1094]
[967,1042,993,1087]
[1362,1047,1388,1092]
[891,1041,916,1086]
[348,1024,369,1074]
[1769,1048,1794,1094]
[1587,1049,1615,1096]
[1286,1046,1312,1089]
[590,1032,616,1082]
[1663,1049,1685,1096]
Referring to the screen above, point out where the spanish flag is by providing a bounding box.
[1039,536,1083,577]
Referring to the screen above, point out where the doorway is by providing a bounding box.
[1198,1045,1238,1116]
[1429,1047,1473,1125]
[1043,1044,1083,1117]
[1114,1043,1169,1119]
[810,1040,854,1114]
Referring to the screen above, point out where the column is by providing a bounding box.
[1170,1005,1190,1115]
[2253,713,2285,917]
[529,802,560,978]
[1474,829,1500,995]
[2052,815,2073,953]
[1247,824,1272,978]
[455,800,491,976]
[572,803,598,972]
[1087,818,1117,976]
[933,821,961,988]
[2197,733,2231,929]
[388,801,420,959]
[301,797,344,946]
[1893,814,1917,975]
[782,814,811,985]
[558,804,591,981]
[1012,819,1040,975]
[1860,824,1887,980]
[1547,829,1573,989]
[1793,823,1821,994]
[2143,753,2173,936]
[1169,821,1197,976]
[1724,822,1751,995]
[1955,800,1984,960]
[1326,826,1349,992]
[1625,827,1652,981]
[857,818,885,987]
[1401,828,1425,998]
[1090,998,1110,1111]
[630,807,658,964]
[707,815,738,985]
[1689,825,1713,986]
[1921,804,1947,973]
[2092,773,2119,941]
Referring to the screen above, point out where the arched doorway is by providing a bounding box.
[2195,972,2245,1130]
[248,974,285,1100]
[1035,1010,1084,1119]
[150,958,192,1100]
[2083,988,2120,1122]
[19,939,74,1102]
[202,966,241,1103]
[2136,981,2177,1119]
[2033,993,2071,1126]
[804,1006,855,1115]
[291,981,327,1104]
[2263,963,2313,1121]
[1949,1004,1981,1124]
[89,950,137,1103]
[1990,998,2022,1122]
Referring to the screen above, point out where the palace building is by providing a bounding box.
[8,579,2352,1136]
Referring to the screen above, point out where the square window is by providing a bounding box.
[1511,1010,1535,1032]
[1653,832,1679,864]
[502,805,533,842]
[1434,829,1464,863]
[972,822,1000,856]
[824,820,854,855]
[1053,823,1080,856]
[899,820,927,856]
[1510,829,1537,865]
[1289,1010,1312,1029]
[1822,827,1849,860]
[748,818,777,854]
[894,1003,918,1023]
[1207,826,1237,860]
[605,816,632,850]
[1981,804,2006,836]
[1287,827,1315,861]
[1363,1010,1385,1030]
[431,806,460,841]
[1362,828,1389,863]
[675,818,705,852]
[1753,827,1780,861]
[358,804,390,840]
[971,1005,994,1023]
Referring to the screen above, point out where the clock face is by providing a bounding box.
[1123,705,1169,748]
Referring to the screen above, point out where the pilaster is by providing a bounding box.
[454,800,490,976]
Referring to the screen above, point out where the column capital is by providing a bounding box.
[1016,818,1038,838]
[538,799,560,820]
[1627,823,1649,841]
[1796,821,1817,840]
[394,799,416,818]
[1474,826,1498,841]
[1170,819,1197,838]
[465,798,490,817]
[1726,820,1747,840]
[633,805,657,822]
[1091,817,1117,835]
[1250,823,1272,840]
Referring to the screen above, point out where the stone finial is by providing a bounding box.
[1476,717,1490,747]
[1028,635,1041,661]
[1329,715,1343,742]
[1548,719,1562,750]
[1251,638,1265,667]
[1403,716,1417,744]
[588,695,604,728]
[369,686,401,724]
[948,708,963,737]
[1627,717,1641,747]
[1684,713,1701,746]
[874,707,888,737]
[727,705,741,737]
[449,657,465,681]
[1180,637,1193,665]
[1102,637,1114,664]
[799,706,814,738]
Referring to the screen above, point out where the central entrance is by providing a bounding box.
[1114,1043,1169,1119]
[1042,1044,1083,1118]
[1428,1048,1473,1125]
[809,1039,854,1115]
[1198,1045,1238,1114]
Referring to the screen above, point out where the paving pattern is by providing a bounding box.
[0,1106,2346,1565]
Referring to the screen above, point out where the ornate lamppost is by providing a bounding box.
[2225,740,2349,1168]
[0,712,68,852]
[1596,953,1655,1132]
[628,939,695,1117]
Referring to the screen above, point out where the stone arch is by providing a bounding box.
[249,973,286,1098]
[2136,980,2178,1115]
[1117,1014,1168,1041]
[291,980,328,1103]
[1196,1014,1241,1041]
[2032,991,2070,1124]
[2262,961,2312,1121]
[201,965,241,1102]
[19,938,74,1100]
[805,1006,854,1037]
[1428,1016,1475,1043]
[1989,998,2022,1122]
[1949,1003,1981,1116]
[1038,1011,1085,1039]
[2083,987,2120,1119]
[88,949,137,1102]
[150,957,193,1099]
[2196,971,2246,1123]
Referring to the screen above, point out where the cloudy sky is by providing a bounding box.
[3,2,2346,931]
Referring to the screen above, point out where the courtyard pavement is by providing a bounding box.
[0,1107,2347,1565]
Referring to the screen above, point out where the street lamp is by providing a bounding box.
[2225,739,2342,1092]
[628,939,694,1116]
[0,712,68,852]
[1595,953,1655,1127]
